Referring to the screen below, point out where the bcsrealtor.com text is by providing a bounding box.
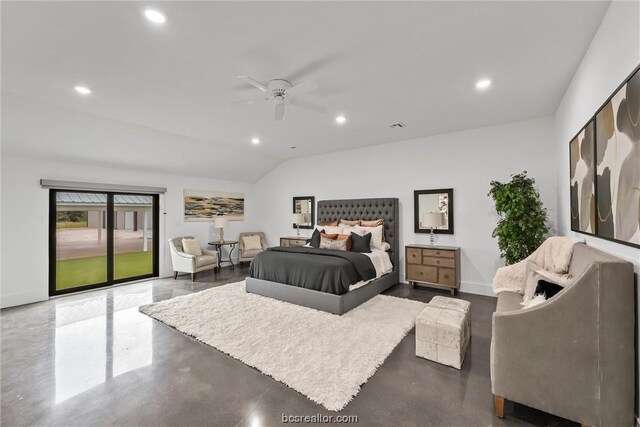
[282,413,358,424]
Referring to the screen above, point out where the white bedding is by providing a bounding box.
[349,249,393,291]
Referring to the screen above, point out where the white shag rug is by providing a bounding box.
[139,281,426,411]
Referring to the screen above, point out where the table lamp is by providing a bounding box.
[421,212,445,246]
[292,213,304,237]
[214,216,229,243]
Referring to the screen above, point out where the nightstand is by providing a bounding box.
[280,236,308,247]
[405,244,460,295]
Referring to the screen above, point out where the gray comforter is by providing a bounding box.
[249,246,376,295]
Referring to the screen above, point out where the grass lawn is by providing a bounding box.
[56,221,88,229]
[56,251,153,290]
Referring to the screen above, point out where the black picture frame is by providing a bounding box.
[414,188,454,234]
[292,196,315,230]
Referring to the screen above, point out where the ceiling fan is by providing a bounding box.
[233,75,325,121]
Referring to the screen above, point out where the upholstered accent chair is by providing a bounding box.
[168,236,219,281]
[491,243,635,426]
[238,232,267,264]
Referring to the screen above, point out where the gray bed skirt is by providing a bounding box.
[245,271,399,315]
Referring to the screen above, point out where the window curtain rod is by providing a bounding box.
[40,179,166,194]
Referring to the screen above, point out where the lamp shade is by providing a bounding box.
[214,217,228,228]
[421,212,445,228]
[292,213,304,224]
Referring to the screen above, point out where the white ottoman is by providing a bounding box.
[415,297,471,369]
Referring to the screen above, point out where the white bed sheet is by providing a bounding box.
[348,249,393,291]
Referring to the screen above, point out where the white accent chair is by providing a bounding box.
[238,232,268,265]
[168,236,219,281]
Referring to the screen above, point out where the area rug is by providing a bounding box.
[139,281,425,411]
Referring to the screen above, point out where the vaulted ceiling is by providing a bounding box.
[2,1,610,181]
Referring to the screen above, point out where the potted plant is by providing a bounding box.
[488,171,549,265]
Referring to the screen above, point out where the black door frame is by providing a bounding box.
[49,189,160,296]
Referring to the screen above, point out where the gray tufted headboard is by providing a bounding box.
[317,198,400,269]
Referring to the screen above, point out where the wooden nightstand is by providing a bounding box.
[405,244,460,295]
[280,236,308,247]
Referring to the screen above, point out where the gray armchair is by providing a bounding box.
[168,236,218,281]
[491,243,634,426]
[238,232,267,264]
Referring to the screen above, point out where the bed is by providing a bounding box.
[245,198,399,315]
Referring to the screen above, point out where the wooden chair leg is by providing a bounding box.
[494,395,505,418]
[191,273,195,281]
[173,271,178,279]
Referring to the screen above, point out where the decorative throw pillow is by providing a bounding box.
[318,220,338,226]
[361,219,384,227]
[336,234,353,251]
[340,219,361,226]
[317,225,341,235]
[355,225,384,250]
[182,239,202,256]
[522,293,546,308]
[320,232,339,240]
[309,228,323,248]
[534,280,564,299]
[242,235,262,251]
[319,236,348,251]
[350,232,372,253]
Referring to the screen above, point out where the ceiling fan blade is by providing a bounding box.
[238,75,270,93]
[230,96,269,105]
[290,99,326,113]
[287,54,341,82]
[286,80,319,97]
[275,103,285,121]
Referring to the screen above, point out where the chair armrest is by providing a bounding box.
[492,265,601,422]
[174,251,195,260]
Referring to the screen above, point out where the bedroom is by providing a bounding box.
[1,1,639,426]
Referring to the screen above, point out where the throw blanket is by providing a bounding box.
[492,236,581,295]
[249,246,377,295]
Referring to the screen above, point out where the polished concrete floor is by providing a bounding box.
[1,266,575,426]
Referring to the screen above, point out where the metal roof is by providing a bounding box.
[56,192,152,205]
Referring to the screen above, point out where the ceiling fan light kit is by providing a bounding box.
[234,75,323,121]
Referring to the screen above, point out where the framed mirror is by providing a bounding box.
[292,196,315,229]
[414,189,454,234]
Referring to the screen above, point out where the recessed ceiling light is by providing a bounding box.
[476,79,491,89]
[144,8,167,24]
[74,85,92,95]
[335,115,346,124]
[251,138,260,145]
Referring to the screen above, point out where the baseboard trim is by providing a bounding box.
[400,280,495,297]
[0,289,48,309]
[460,281,495,297]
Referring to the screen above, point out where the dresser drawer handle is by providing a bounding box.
[436,260,440,264]
[436,251,440,255]
[444,274,449,279]
[419,272,423,275]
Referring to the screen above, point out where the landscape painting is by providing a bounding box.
[595,67,640,248]
[569,120,596,235]
[184,189,244,221]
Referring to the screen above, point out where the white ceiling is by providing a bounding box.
[2,1,610,182]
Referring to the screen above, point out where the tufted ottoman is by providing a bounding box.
[415,296,471,369]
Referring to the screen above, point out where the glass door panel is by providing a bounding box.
[113,194,154,281]
[54,192,108,291]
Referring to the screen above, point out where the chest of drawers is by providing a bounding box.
[405,245,460,295]
[280,236,308,247]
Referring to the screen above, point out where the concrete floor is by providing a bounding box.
[1,266,575,426]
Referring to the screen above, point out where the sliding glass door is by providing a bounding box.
[50,190,159,295]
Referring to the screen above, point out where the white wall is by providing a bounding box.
[0,155,258,308]
[253,116,557,296]
[554,1,640,417]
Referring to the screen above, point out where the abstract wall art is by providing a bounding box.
[570,121,596,235]
[595,67,639,247]
[184,189,244,221]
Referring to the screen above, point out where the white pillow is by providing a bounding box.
[340,226,364,236]
[316,225,342,235]
[182,239,202,256]
[242,235,262,251]
[355,225,384,250]
[522,293,546,308]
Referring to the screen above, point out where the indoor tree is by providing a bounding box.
[488,171,549,265]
